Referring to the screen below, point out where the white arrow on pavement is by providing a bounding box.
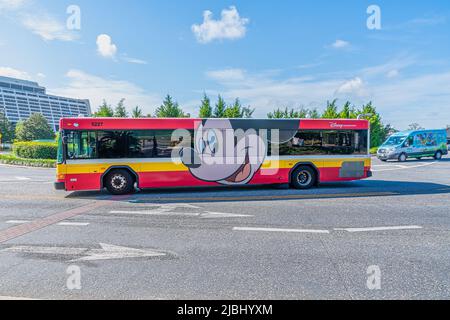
[2,243,167,262]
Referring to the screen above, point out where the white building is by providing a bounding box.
[0,76,91,131]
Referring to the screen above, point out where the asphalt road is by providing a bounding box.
[0,156,449,300]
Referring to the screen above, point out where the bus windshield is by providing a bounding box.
[383,136,407,146]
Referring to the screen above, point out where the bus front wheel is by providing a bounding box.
[291,166,317,190]
[104,169,135,195]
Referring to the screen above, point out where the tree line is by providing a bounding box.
[92,95,394,147]
[1,94,447,148]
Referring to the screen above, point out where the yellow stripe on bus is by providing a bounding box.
[58,157,371,175]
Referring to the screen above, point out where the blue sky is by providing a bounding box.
[0,0,449,129]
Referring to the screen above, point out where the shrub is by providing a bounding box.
[0,154,56,168]
[13,141,58,160]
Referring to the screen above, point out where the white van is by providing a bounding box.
[377,129,448,162]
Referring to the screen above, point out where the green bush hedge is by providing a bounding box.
[0,154,56,168]
[13,141,57,160]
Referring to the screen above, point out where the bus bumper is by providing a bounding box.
[54,181,66,190]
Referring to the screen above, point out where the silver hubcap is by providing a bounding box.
[297,171,312,186]
[436,152,442,159]
[111,175,126,190]
[400,154,406,161]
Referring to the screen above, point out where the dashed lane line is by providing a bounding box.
[234,225,424,234]
[334,225,423,233]
[233,227,330,234]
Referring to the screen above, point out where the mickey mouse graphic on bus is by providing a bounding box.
[180,119,299,185]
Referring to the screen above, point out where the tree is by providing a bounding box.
[0,112,14,143]
[131,106,143,118]
[93,100,114,117]
[114,98,129,118]
[308,108,320,119]
[155,95,189,118]
[339,101,357,119]
[213,95,227,118]
[15,113,54,142]
[322,99,339,119]
[198,94,213,118]
[241,105,255,118]
[267,107,309,119]
[408,123,424,131]
[357,102,386,148]
[224,98,243,118]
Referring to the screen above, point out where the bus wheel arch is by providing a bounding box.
[289,162,319,189]
[101,166,138,195]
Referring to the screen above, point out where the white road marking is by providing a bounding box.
[0,295,37,300]
[1,243,167,262]
[5,220,89,227]
[334,225,423,233]
[109,210,253,218]
[201,212,253,218]
[14,176,31,181]
[372,161,437,172]
[233,227,330,234]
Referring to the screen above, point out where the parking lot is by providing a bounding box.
[0,156,449,300]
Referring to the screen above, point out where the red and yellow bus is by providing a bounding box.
[55,117,372,195]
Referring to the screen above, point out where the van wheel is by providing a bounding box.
[105,169,135,195]
[398,153,407,162]
[291,166,317,190]
[434,151,443,160]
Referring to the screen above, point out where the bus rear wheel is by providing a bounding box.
[104,169,135,195]
[291,166,317,190]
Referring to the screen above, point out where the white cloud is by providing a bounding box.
[21,13,78,41]
[331,39,350,49]
[51,70,162,115]
[336,77,367,97]
[0,0,78,42]
[96,34,117,58]
[0,66,32,80]
[206,68,246,82]
[0,0,27,10]
[386,70,399,78]
[121,56,148,65]
[192,6,249,43]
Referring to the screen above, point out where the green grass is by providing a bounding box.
[0,154,56,168]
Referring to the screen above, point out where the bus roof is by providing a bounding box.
[59,117,370,131]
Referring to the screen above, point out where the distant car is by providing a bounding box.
[377,129,448,162]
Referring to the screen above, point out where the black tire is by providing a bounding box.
[291,166,317,190]
[434,151,443,160]
[398,153,407,162]
[104,169,135,195]
[380,159,388,162]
